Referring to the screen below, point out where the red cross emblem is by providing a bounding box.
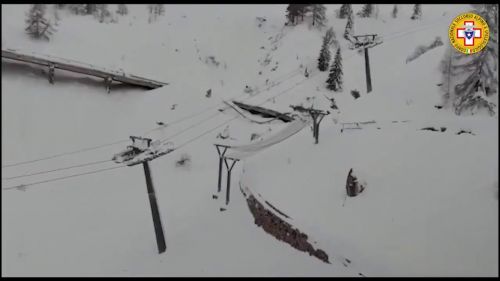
[457,21,482,46]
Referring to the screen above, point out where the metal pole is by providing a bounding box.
[218,156,223,192]
[215,145,228,193]
[315,121,319,144]
[48,64,55,84]
[226,164,232,205]
[105,77,112,94]
[364,48,372,93]
[316,115,325,144]
[142,161,166,254]
[224,158,238,205]
[310,112,318,143]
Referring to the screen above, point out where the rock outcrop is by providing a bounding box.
[241,186,330,264]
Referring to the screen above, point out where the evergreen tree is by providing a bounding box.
[68,4,87,15]
[286,4,300,25]
[148,4,165,23]
[326,48,343,91]
[25,4,55,40]
[95,4,111,23]
[392,5,398,18]
[357,4,373,18]
[155,4,165,17]
[338,4,352,19]
[317,32,332,71]
[325,26,338,48]
[411,4,422,20]
[297,4,309,23]
[116,4,128,16]
[86,4,97,15]
[440,4,498,115]
[343,12,354,40]
[148,4,155,23]
[311,4,327,28]
[286,4,309,25]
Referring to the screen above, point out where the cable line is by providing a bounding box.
[2,20,443,169]
[2,165,127,191]
[2,159,112,180]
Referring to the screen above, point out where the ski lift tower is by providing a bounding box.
[112,135,168,254]
[347,34,383,93]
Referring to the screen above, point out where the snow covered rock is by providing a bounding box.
[217,125,230,139]
[346,168,367,197]
[176,153,191,168]
[250,133,261,141]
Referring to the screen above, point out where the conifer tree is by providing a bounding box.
[440,4,498,115]
[317,32,332,71]
[86,4,97,15]
[311,4,326,28]
[68,4,87,15]
[357,4,373,18]
[411,4,422,20]
[338,4,352,19]
[116,4,128,16]
[155,4,165,17]
[286,4,300,25]
[297,4,309,23]
[392,5,398,18]
[95,4,111,23]
[325,26,338,48]
[25,4,55,40]
[343,12,354,40]
[148,4,165,23]
[326,48,343,91]
[148,4,155,23]
[286,4,309,25]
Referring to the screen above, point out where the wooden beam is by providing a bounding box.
[232,101,294,122]
[2,49,168,90]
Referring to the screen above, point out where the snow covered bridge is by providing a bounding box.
[1,48,168,91]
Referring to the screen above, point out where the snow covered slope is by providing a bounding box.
[2,4,497,277]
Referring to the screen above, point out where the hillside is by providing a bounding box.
[2,4,498,277]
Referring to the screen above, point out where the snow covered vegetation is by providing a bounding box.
[1,4,498,277]
[406,36,443,64]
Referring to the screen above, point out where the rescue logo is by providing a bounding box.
[449,12,489,54]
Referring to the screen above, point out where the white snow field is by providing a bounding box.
[2,4,498,277]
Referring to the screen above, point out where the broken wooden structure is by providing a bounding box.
[340,122,362,133]
[213,118,309,206]
[2,48,168,93]
[232,100,294,123]
[291,105,329,144]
